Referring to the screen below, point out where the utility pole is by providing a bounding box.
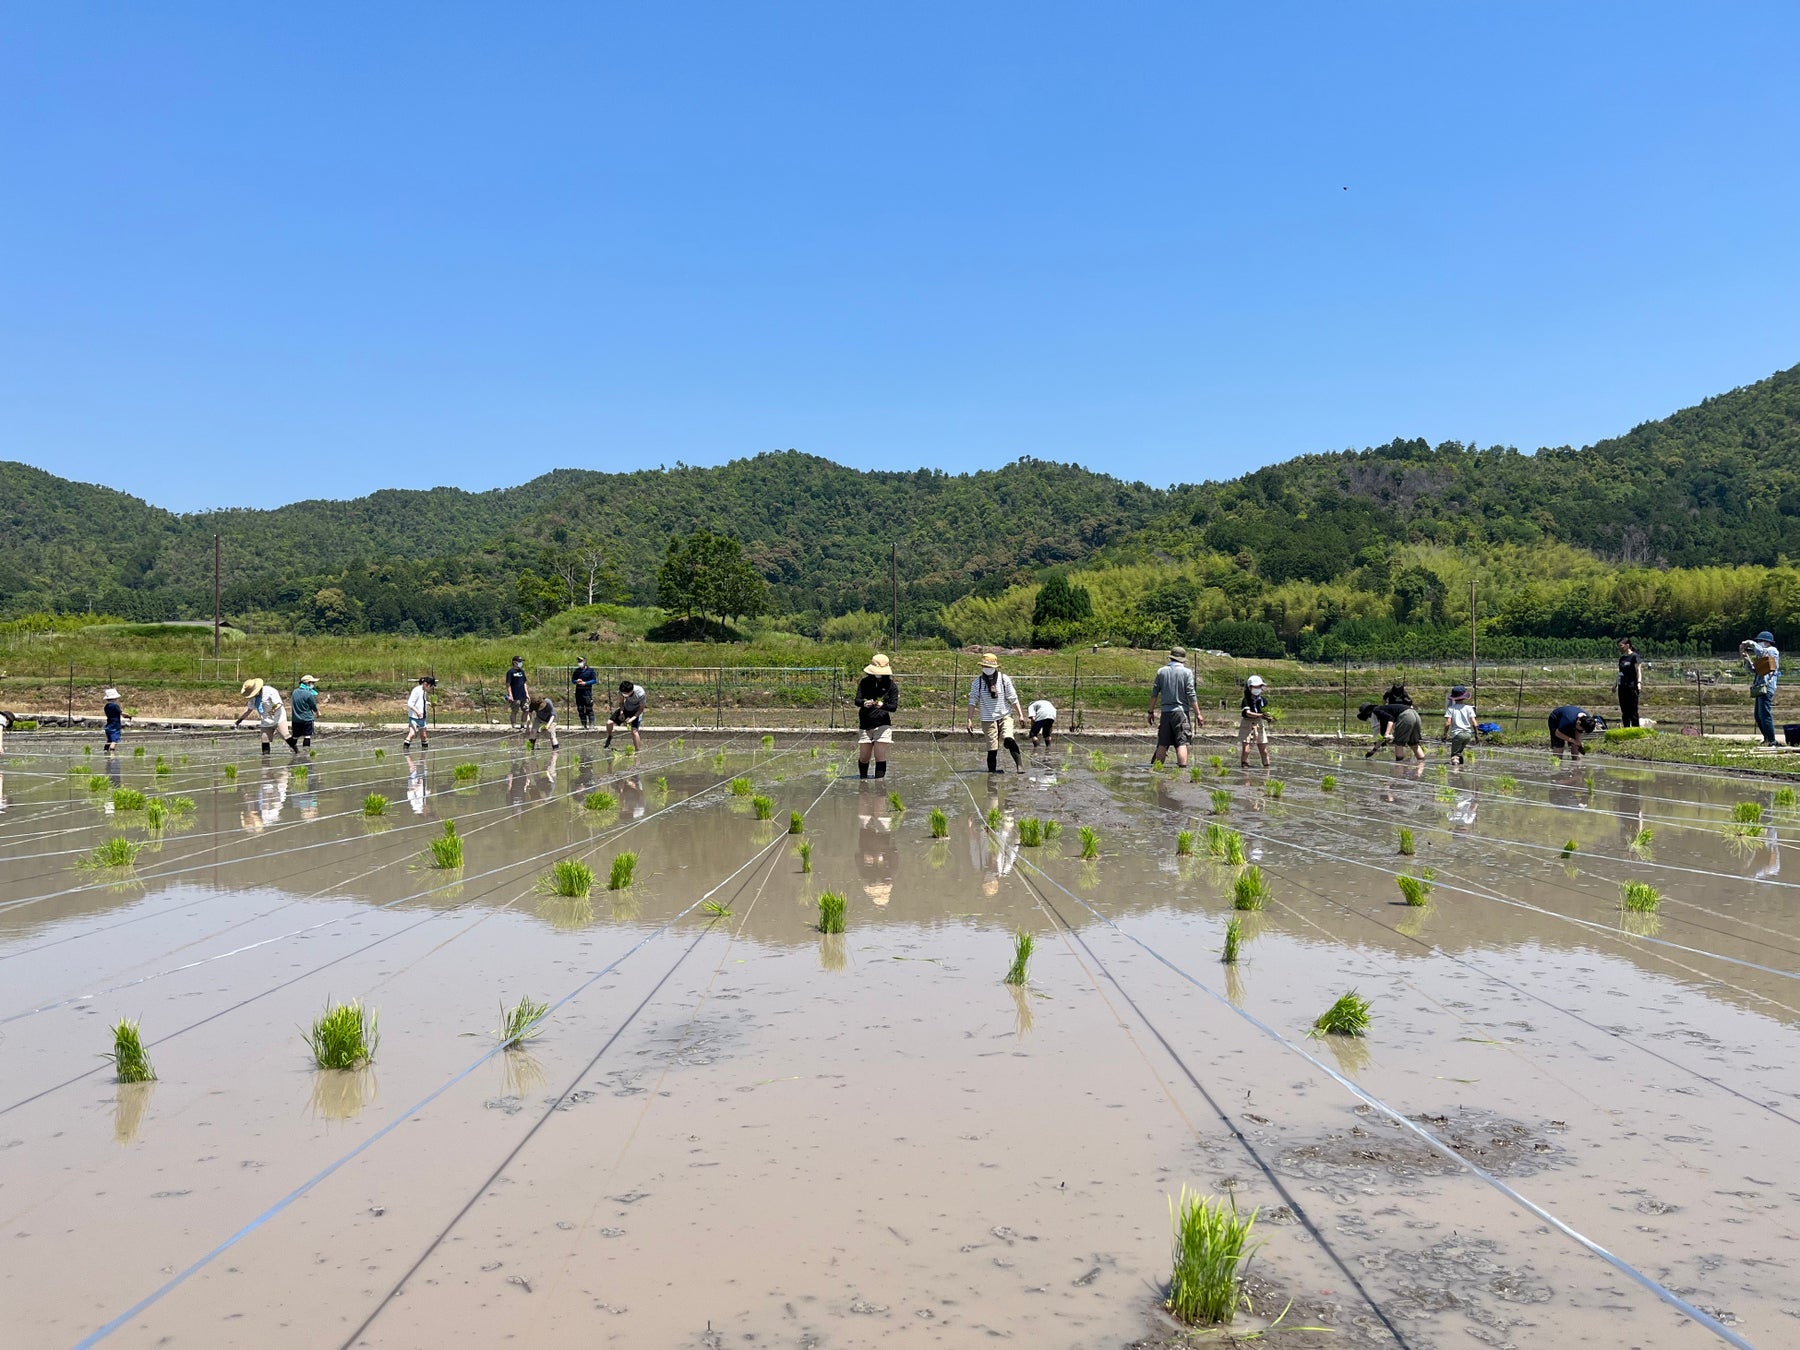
[1469,576,1479,712]
[891,543,899,654]
[213,533,222,659]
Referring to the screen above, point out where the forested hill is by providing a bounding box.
[2,359,1796,639]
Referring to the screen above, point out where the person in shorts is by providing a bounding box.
[1548,704,1598,759]
[235,678,288,756]
[289,675,320,753]
[1444,686,1477,765]
[605,680,646,751]
[855,653,898,779]
[402,675,435,750]
[571,657,598,729]
[527,694,560,751]
[1026,697,1057,750]
[103,688,132,754]
[967,654,1026,774]
[1390,703,1426,761]
[1148,646,1202,769]
[504,656,530,728]
[1239,675,1271,768]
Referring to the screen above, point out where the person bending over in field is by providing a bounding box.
[528,695,561,751]
[1389,703,1426,762]
[1026,696,1057,752]
[235,678,288,756]
[605,680,646,751]
[1548,705,1598,759]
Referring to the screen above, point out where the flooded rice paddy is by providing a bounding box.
[0,733,1795,1348]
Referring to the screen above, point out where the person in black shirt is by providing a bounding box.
[504,656,530,728]
[1616,639,1642,728]
[570,658,598,729]
[855,653,899,779]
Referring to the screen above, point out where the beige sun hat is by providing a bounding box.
[241,678,264,697]
[104,687,121,700]
[864,653,893,677]
[979,653,1000,671]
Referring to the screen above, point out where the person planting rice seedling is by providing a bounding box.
[1548,704,1599,759]
[1389,700,1426,762]
[854,652,898,779]
[504,655,530,728]
[401,675,435,750]
[604,679,646,751]
[1444,685,1478,765]
[101,687,131,755]
[526,694,560,751]
[234,678,288,756]
[967,653,1026,775]
[288,675,320,753]
[1238,675,1271,769]
[1741,630,1781,747]
[1147,646,1202,771]
[570,656,598,729]
[1026,695,1057,752]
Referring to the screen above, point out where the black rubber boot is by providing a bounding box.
[261,743,270,755]
[874,760,887,779]
[987,750,999,774]
[858,761,869,779]
[1004,738,1022,771]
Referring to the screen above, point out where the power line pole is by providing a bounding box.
[891,542,899,653]
[213,533,222,659]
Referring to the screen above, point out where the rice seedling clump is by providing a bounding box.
[1312,990,1371,1037]
[751,794,774,820]
[453,762,480,783]
[1321,774,1337,792]
[224,763,239,780]
[1267,779,1284,799]
[1232,866,1268,911]
[144,799,167,831]
[541,858,595,899]
[1395,873,1431,906]
[80,837,142,870]
[362,793,388,817]
[1188,766,1203,783]
[1496,775,1519,795]
[929,807,948,838]
[1629,826,1655,851]
[428,820,463,869]
[1621,880,1661,912]
[1397,827,1414,856]
[497,996,548,1048]
[797,840,813,872]
[584,789,618,811]
[887,790,904,814]
[1220,917,1242,964]
[1017,817,1044,847]
[108,1019,156,1083]
[1165,1186,1258,1326]
[761,734,775,749]
[306,1000,379,1069]
[817,891,846,934]
[1087,749,1111,772]
[730,776,753,796]
[1733,801,1764,824]
[1003,929,1034,985]
[1079,826,1100,860]
[1043,819,1063,841]
[789,809,805,835]
[112,788,146,811]
[1175,828,1195,857]
[1210,788,1231,815]
[986,806,1002,831]
[608,852,638,890]
[1775,786,1798,808]
[1560,839,1578,857]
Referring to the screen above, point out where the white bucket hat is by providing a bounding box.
[104,687,121,700]
[1245,675,1266,687]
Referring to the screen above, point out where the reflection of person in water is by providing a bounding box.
[967,805,1018,896]
[1755,826,1781,881]
[406,754,429,815]
[506,755,530,812]
[620,774,645,820]
[242,767,289,832]
[857,792,897,906]
[1615,781,1645,851]
[573,752,597,795]
[293,763,321,821]
[1448,793,1478,833]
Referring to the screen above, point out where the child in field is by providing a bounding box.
[527,695,560,751]
[103,688,132,755]
[605,680,646,751]
[402,675,435,750]
[1239,676,1271,768]
[1444,686,1477,765]
[235,678,288,755]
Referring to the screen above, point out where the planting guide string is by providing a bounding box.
[976,791,1759,1350]
[0,738,740,970]
[927,741,1415,1349]
[70,778,835,1350]
[0,738,826,1116]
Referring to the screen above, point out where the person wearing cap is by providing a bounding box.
[402,675,436,750]
[289,676,320,753]
[526,693,560,751]
[1444,686,1478,765]
[1741,631,1781,747]
[855,653,899,780]
[570,657,599,730]
[234,678,288,755]
[967,654,1026,774]
[604,679,647,751]
[1239,675,1272,768]
[1148,646,1202,770]
[504,656,530,728]
[102,687,132,754]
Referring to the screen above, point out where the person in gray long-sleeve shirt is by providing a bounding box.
[1148,646,1204,769]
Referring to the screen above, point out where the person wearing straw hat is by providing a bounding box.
[967,653,1026,774]
[289,675,321,754]
[102,688,132,755]
[855,653,900,780]
[1148,646,1202,770]
[234,677,288,755]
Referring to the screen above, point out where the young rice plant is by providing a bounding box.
[1210,789,1231,815]
[362,793,388,817]
[428,820,463,869]
[1395,873,1431,907]
[1003,929,1034,985]
[80,837,142,870]
[584,789,618,811]
[1232,865,1268,911]
[607,852,638,890]
[112,788,145,811]
[1621,880,1661,913]
[1175,828,1195,857]
[1321,774,1337,792]
[1397,827,1414,856]
[797,840,813,872]
[1017,817,1044,847]
[1312,990,1372,1037]
[1220,917,1242,964]
[1165,1186,1258,1326]
[453,762,481,783]
[541,858,595,899]
[108,1018,156,1083]
[730,776,753,797]
[497,996,548,1049]
[929,807,948,838]
[817,891,846,934]
[751,794,774,820]
[306,999,379,1069]
[1079,826,1100,860]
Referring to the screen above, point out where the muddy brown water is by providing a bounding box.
[0,736,1796,1347]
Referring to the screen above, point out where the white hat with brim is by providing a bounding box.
[864,654,893,677]
[104,687,120,700]
[1245,675,1266,687]
[241,678,264,697]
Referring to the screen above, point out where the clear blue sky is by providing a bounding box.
[3,4,1796,512]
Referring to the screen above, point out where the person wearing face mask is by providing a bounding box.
[966,654,1026,775]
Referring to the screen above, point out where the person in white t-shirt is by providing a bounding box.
[402,676,436,750]
[1026,698,1058,750]
[1444,686,1478,765]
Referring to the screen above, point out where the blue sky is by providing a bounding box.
[2,4,1796,512]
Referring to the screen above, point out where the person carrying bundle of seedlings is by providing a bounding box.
[604,679,646,751]
[968,654,1026,774]
[527,694,561,751]
[1239,674,1272,768]
[1147,646,1202,770]
[504,656,530,729]
[289,675,320,754]
[570,657,598,730]
[855,653,900,779]
[1026,695,1057,751]
[1548,704,1599,759]
[102,688,132,755]
[235,678,288,756]
[1444,686,1477,765]
[402,675,435,750]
